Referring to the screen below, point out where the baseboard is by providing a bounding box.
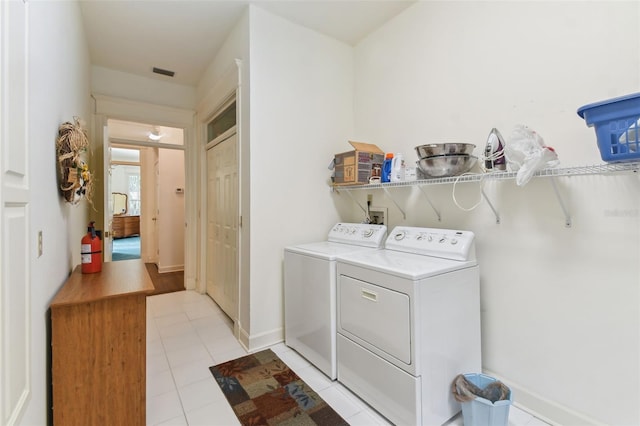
[157,264,184,273]
[237,323,249,351]
[236,324,283,353]
[483,369,605,426]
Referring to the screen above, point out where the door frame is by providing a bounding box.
[205,128,238,320]
[92,94,197,289]
[201,93,238,290]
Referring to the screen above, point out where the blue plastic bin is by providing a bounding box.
[577,92,640,162]
[460,373,512,426]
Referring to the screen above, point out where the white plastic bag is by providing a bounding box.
[504,125,559,186]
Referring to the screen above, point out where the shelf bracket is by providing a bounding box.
[417,186,441,221]
[549,176,571,228]
[481,187,501,224]
[343,189,368,216]
[382,187,406,220]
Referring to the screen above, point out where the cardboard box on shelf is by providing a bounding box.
[333,141,385,185]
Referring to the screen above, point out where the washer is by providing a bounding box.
[284,222,387,380]
[336,226,481,425]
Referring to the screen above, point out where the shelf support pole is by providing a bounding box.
[481,187,501,224]
[549,176,571,228]
[382,187,406,220]
[417,186,441,221]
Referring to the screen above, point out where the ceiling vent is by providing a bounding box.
[152,67,175,77]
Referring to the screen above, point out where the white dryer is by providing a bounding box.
[336,226,481,426]
[284,223,387,380]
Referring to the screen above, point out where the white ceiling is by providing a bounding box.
[79,0,415,86]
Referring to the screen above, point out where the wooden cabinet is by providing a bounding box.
[112,215,140,238]
[51,260,154,425]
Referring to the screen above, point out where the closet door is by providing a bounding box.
[206,132,238,320]
[1,1,31,423]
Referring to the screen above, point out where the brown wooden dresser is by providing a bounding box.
[112,215,140,238]
[50,259,154,425]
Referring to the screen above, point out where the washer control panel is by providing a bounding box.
[328,223,387,248]
[385,226,475,261]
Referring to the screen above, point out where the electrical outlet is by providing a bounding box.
[38,231,43,257]
[367,193,373,203]
[369,206,387,225]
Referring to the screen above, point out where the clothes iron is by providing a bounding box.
[484,128,507,170]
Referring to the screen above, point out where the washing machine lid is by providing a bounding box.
[285,241,381,261]
[337,249,477,280]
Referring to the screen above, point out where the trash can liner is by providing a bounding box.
[451,374,510,403]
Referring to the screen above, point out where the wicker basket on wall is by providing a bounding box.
[56,117,93,206]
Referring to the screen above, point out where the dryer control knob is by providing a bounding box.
[451,238,458,245]
[394,231,405,241]
[363,229,374,238]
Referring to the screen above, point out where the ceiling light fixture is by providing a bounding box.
[148,126,163,141]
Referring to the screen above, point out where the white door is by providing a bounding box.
[1,0,31,423]
[206,133,238,319]
[102,129,112,261]
[140,147,159,264]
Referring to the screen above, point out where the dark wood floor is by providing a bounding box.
[145,263,185,296]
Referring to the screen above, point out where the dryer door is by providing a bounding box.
[338,275,411,365]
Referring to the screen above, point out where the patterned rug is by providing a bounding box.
[209,349,348,426]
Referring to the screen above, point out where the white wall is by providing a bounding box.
[246,5,354,348]
[158,149,185,272]
[92,65,196,110]
[351,2,639,425]
[196,7,251,337]
[23,1,91,424]
[196,6,355,349]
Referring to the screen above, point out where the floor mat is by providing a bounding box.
[209,349,348,426]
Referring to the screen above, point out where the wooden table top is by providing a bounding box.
[51,259,154,308]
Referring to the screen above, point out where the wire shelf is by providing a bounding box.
[331,162,640,190]
[331,162,640,227]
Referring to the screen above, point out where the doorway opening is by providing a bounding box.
[111,147,141,261]
[106,119,186,275]
[204,96,239,322]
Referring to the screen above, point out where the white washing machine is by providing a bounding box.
[336,226,481,426]
[284,222,387,380]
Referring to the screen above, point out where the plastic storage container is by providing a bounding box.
[577,92,640,162]
[460,373,512,426]
[381,153,394,183]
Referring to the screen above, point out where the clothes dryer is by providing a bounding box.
[284,223,387,380]
[336,226,481,425]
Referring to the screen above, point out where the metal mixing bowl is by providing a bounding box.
[417,154,478,177]
[415,143,476,158]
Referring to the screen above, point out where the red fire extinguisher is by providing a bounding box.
[81,221,102,273]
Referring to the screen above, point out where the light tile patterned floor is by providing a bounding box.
[146,290,550,426]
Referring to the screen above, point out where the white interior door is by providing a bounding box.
[206,132,238,319]
[153,152,160,264]
[1,0,31,422]
[140,147,158,263]
[102,132,112,261]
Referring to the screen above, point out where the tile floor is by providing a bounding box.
[146,290,550,426]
